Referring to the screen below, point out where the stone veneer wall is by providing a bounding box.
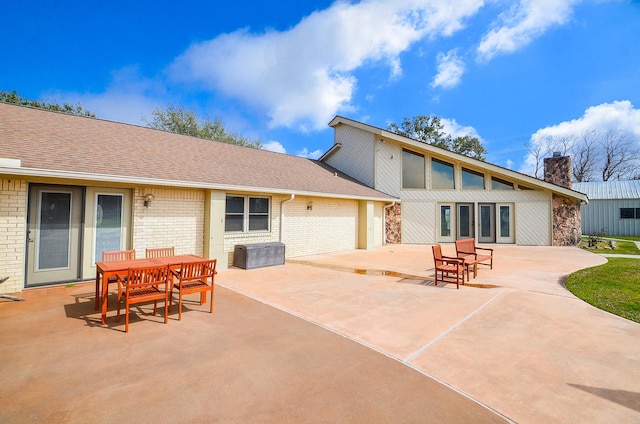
[552,194,582,246]
[385,203,401,244]
[544,155,572,189]
[543,155,581,246]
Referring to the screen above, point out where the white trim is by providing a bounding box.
[0,166,396,202]
[328,116,587,203]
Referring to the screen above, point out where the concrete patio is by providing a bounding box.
[1,244,639,423]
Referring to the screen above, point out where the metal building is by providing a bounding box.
[574,181,640,237]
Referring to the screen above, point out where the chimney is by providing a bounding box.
[543,154,572,189]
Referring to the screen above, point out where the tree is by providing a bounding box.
[570,131,597,182]
[388,115,486,160]
[526,128,640,181]
[0,89,95,117]
[144,105,262,148]
[600,130,639,181]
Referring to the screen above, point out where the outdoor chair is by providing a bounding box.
[455,238,493,271]
[116,265,171,333]
[146,247,175,258]
[170,259,217,320]
[432,245,465,289]
[96,249,136,310]
[102,250,137,283]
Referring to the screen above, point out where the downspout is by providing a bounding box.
[279,194,295,242]
[383,201,396,245]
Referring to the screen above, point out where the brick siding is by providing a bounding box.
[132,187,205,257]
[0,179,27,293]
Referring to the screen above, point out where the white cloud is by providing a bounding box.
[521,100,640,174]
[169,0,484,131]
[431,49,465,89]
[261,140,287,154]
[441,117,482,140]
[477,0,580,62]
[295,147,324,159]
[261,141,323,159]
[43,66,164,126]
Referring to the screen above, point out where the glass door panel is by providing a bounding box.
[478,203,495,243]
[457,203,474,239]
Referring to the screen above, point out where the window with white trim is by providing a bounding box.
[225,196,271,232]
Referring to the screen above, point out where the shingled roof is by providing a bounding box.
[0,103,395,201]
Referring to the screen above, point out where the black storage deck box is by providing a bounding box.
[233,242,285,269]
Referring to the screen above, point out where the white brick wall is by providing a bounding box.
[281,196,358,257]
[132,187,205,257]
[0,179,27,293]
[223,195,360,266]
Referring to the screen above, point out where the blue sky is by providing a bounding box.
[3,0,640,175]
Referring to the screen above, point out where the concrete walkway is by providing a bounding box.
[219,245,640,423]
[1,245,638,423]
[0,270,506,423]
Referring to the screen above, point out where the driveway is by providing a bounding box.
[219,244,640,423]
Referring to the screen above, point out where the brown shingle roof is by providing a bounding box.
[0,103,395,201]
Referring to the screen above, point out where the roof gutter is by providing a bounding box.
[279,194,295,242]
[0,166,396,202]
[318,143,342,162]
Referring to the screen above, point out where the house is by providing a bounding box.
[573,180,640,237]
[320,116,587,247]
[0,103,395,294]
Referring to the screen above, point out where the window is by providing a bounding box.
[440,205,451,237]
[499,205,510,238]
[402,149,425,189]
[620,208,635,219]
[491,177,514,190]
[432,158,454,189]
[637,208,640,219]
[248,197,270,231]
[225,196,270,232]
[462,168,484,190]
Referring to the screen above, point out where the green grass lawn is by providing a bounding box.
[609,236,640,242]
[579,236,640,255]
[566,258,640,323]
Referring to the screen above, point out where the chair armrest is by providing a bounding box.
[475,247,493,254]
[442,256,463,265]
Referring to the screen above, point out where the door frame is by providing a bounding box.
[437,203,456,243]
[478,203,496,243]
[496,203,515,243]
[26,184,84,286]
[81,187,133,280]
[456,203,474,239]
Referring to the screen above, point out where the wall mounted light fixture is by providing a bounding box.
[143,193,155,208]
[307,201,314,211]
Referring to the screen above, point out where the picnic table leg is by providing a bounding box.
[95,269,100,310]
[101,272,109,325]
